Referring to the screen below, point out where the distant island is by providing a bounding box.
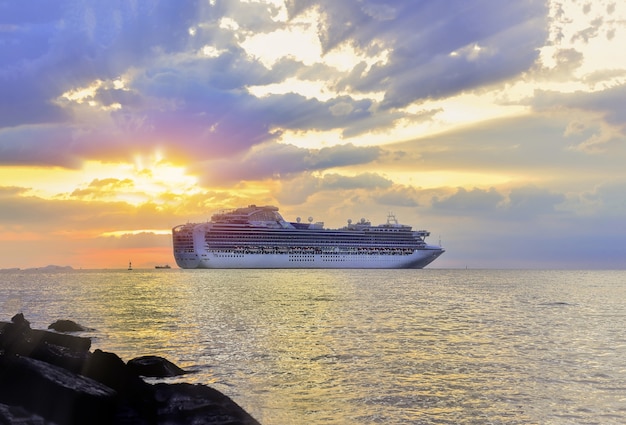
[0,265,74,272]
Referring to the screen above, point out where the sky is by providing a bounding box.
[1,0,625,269]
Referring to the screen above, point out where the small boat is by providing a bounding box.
[155,264,171,269]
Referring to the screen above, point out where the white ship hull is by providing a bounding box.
[174,247,443,269]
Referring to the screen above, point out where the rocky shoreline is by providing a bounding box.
[0,314,261,425]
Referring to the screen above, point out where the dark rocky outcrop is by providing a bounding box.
[1,314,92,374]
[127,355,187,377]
[0,314,261,425]
[0,355,117,425]
[0,403,49,424]
[153,383,260,424]
[48,319,93,333]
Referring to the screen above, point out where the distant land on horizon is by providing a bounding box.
[0,265,74,272]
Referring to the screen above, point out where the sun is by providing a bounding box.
[2,153,200,205]
[78,156,200,205]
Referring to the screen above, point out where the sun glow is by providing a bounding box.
[2,157,199,205]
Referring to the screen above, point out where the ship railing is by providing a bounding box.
[205,244,422,256]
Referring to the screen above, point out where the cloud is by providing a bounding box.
[0,0,202,125]
[532,85,626,151]
[571,16,603,43]
[504,186,566,219]
[0,125,81,167]
[70,178,134,199]
[431,185,567,220]
[0,193,148,235]
[386,111,626,178]
[97,232,170,250]
[372,186,420,207]
[0,186,31,199]
[0,183,244,236]
[196,142,381,185]
[2,1,626,270]
[438,214,626,269]
[275,173,319,205]
[286,1,549,107]
[422,180,626,268]
[276,171,392,204]
[533,48,585,81]
[320,172,392,190]
[580,180,626,216]
[583,68,626,87]
[1,0,551,169]
[432,187,504,214]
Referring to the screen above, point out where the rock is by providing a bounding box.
[83,350,154,402]
[0,322,92,355]
[0,403,50,425]
[154,383,261,425]
[0,315,262,424]
[0,355,117,425]
[0,321,91,374]
[30,328,92,353]
[127,355,187,377]
[81,349,156,423]
[83,350,145,393]
[11,312,30,328]
[48,319,93,333]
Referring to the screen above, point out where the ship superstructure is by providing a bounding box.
[172,205,444,269]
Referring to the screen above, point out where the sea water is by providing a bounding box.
[1,269,625,424]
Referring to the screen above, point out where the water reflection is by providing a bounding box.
[2,269,626,424]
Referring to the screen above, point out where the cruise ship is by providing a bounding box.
[172,205,444,269]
